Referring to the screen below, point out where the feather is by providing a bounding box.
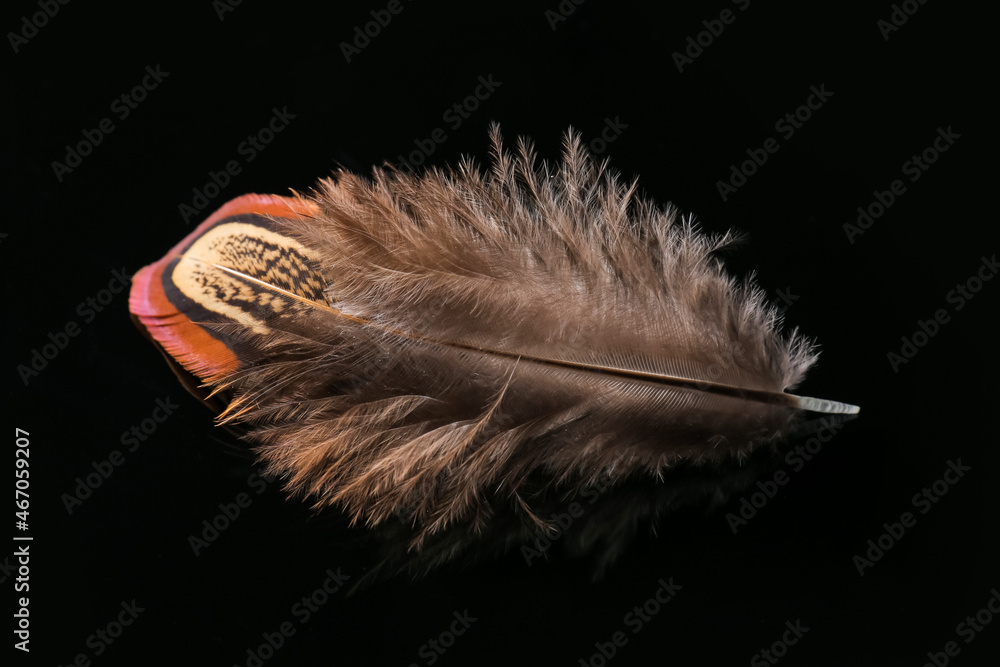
[129,126,858,572]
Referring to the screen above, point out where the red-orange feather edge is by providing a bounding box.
[128,193,319,385]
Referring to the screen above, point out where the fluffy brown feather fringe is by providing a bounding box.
[202,126,820,568]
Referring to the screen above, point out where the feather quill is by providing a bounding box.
[130,126,857,571]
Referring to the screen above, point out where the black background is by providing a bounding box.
[5,1,996,665]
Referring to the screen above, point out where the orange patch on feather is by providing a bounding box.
[129,194,319,384]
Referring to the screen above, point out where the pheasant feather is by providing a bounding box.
[130,126,857,568]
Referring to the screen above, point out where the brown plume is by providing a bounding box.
[131,125,857,577]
